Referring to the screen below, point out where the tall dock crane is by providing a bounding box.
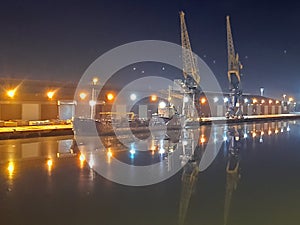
[179,11,201,123]
[225,16,243,119]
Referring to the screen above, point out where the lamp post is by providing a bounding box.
[260,87,264,96]
[90,77,99,119]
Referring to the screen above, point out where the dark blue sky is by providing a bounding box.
[0,0,299,99]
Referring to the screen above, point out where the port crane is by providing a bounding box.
[225,16,243,119]
[179,11,201,124]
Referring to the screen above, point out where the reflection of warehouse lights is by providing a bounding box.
[130,143,136,158]
[252,132,256,138]
[223,135,228,141]
[159,140,165,154]
[268,130,272,135]
[200,135,206,144]
[252,98,257,104]
[79,154,85,162]
[213,97,219,103]
[224,97,229,103]
[47,159,53,167]
[244,98,249,103]
[261,99,265,104]
[235,136,240,141]
[89,155,94,168]
[276,100,280,104]
[244,133,248,138]
[259,137,263,143]
[158,101,167,108]
[7,162,14,174]
[275,129,279,134]
[287,126,290,132]
[261,131,264,135]
[269,100,273,104]
[130,93,137,101]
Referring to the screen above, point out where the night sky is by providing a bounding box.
[0,0,299,99]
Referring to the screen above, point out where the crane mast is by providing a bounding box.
[180,11,201,122]
[226,16,243,119]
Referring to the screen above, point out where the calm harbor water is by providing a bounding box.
[1,120,300,225]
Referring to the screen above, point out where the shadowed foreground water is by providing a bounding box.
[1,120,300,225]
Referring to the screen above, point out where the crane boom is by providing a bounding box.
[226,16,243,119]
[180,11,200,87]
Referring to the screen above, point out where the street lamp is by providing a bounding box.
[79,92,87,100]
[283,94,286,101]
[260,87,264,96]
[150,95,157,102]
[7,89,16,98]
[47,91,55,100]
[107,93,114,101]
[130,93,137,101]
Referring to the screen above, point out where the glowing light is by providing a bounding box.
[79,154,85,162]
[276,100,280,104]
[287,126,290,132]
[151,95,157,102]
[252,132,256,138]
[244,133,248,138]
[89,155,95,168]
[224,97,229,103]
[183,96,189,103]
[7,89,16,98]
[261,99,265,104]
[244,98,249,103]
[107,151,113,158]
[89,100,96,106]
[47,159,53,167]
[261,131,264,135]
[7,162,14,174]
[79,92,87,100]
[158,101,166,109]
[130,149,136,154]
[200,98,206,104]
[130,143,136,157]
[130,93,137,101]
[200,135,206,144]
[252,98,257,104]
[107,93,114,101]
[268,130,272,135]
[275,129,279,134]
[223,135,228,141]
[235,136,240,141]
[47,91,55,100]
[269,100,273,104]
[92,77,98,85]
[288,97,294,102]
[213,97,219,103]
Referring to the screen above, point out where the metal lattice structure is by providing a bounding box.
[179,11,201,121]
[226,16,243,119]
